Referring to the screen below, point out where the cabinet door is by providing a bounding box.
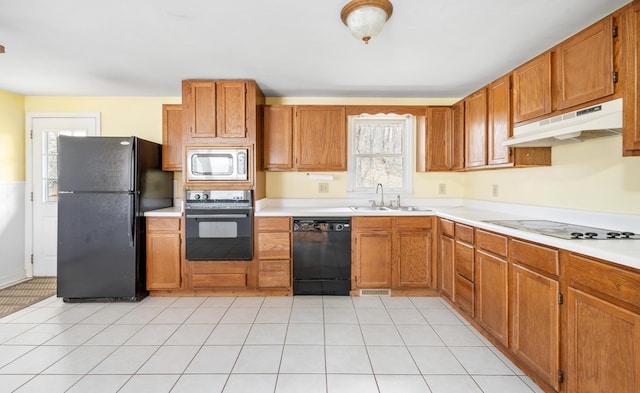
[464,88,487,168]
[556,16,614,110]
[566,287,640,393]
[146,218,181,290]
[439,233,455,300]
[295,106,347,171]
[161,104,183,171]
[623,4,640,156]
[451,100,465,170]
[217,81,246,138]
[183,80,217,138]
[511,264,560,391]
[396,231,432,288]
[487,76,512,166]
[264,105,294,170]
[476,251,509,346]
[513,52,552,123]
[426,106,452,171]
[354,231,392,288]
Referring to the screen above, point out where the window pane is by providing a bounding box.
[355,124,403,155]
[47,155,58,179]
[47,179,58,202]
[355,156,403,188]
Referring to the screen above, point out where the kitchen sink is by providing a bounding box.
[349,206,389,211]
[349,206,431,212]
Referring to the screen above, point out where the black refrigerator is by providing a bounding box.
[57,136,173,302]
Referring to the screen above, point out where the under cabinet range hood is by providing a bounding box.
[503,98,622,147]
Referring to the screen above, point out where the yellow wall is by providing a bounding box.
[0,90,26,181]
[463,136,640,214]
[24,96,181,144]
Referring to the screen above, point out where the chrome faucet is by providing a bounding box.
[376,183,384,207]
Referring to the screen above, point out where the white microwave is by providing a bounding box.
[186,148,249,181]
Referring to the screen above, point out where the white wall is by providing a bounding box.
[0,182,26,288]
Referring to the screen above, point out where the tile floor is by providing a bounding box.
[0,295,545,393]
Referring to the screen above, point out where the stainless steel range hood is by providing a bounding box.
[503,98,622,147]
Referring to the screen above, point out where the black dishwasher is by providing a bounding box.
[292,217,351,296]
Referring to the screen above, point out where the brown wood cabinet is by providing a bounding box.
[438,218,455,300]
[182,80,255,144]
[256,217,292,289]
[263,105,294,170]
[464,88,488,169]
[623,2,640,156]
[454,223,474,316]
[511,240,561,392]
[425,106,452,171]
[565,252,640,393]
[263,105,347,171]
[352,216,434,293]
[161,104,183,171]
[395,217,434,289]
[475,230,509,346]
[295,106,347,171]
[487,76,512,166]
[512,52,552,123]
[146,217,182,290]
[451,100,465,170]
[352,217,393,289]
[555,16,615,110]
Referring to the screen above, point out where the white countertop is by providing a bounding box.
[255,198,640,271]
[144,200,183,217]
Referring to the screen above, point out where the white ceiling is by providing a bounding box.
[0,0,630,98]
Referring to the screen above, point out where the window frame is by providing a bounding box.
[347,113,414,196]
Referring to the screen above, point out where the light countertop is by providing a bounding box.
[144,200,183,217]
[255,198,640,271]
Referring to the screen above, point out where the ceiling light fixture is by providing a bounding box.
[0,45,5,53]
[340,0,393,44]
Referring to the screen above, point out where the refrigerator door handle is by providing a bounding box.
[130,139,136,192]
[128,194,136,247]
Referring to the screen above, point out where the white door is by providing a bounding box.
[27,114,100,277]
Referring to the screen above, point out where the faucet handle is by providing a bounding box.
[368,199,377,207]
[396,194,401,207]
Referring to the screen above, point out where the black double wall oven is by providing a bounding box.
[185,190,253,261]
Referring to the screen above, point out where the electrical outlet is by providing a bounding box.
[438,183,446,195]
[319,183,329,193]
[492,184,499,197]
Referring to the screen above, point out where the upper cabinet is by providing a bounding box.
[182,80,260,145]
[161,104,183,171]
[512,52,552,124]
[623,2,640,156]
[554,16,615,110]
[464,88,488,169]
[423,106,452,171]
[487,76,512,166]
[451,100,465,170]
[263,105,347,171]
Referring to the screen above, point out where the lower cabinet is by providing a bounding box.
[352,216,434,292]
[146,217,182,290]
[454,223,475,317]
[256,217,292,289]
[511,240,561,392]
[565,252,640,393]
[438,218,455,300]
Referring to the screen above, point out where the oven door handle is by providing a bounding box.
[186,214,249,219]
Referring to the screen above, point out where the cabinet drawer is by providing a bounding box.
[192,273,247,288]
[455,223,474,244]
[353,217,393,230]
[258,232,290,259]
[147,217,180,231]
[512,239,559,276]
[258,260,291,288]
[258,217,291,232]
[396,216,432,231]
[440,218,454,237]
[455,242,474,281]
[476,230,508,258]
[455,275,475,317]
[567,252,640,311]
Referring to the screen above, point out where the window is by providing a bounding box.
[348,114,414,194]
[41,129,88,202]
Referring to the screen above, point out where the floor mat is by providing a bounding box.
[0,277,57,319]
